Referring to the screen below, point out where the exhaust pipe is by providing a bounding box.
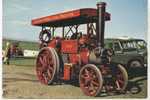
[96,2,106,48]
[89,2,112,64]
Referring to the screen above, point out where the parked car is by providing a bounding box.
[104,38,147,68]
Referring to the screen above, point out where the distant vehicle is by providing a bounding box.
[10,42,24,57]
[105,38,147,68]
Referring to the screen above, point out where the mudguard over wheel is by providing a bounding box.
[79,64,103,96]
[36,47,59,85]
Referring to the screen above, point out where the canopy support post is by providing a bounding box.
[62,27,65,38]
[52,27,56,37]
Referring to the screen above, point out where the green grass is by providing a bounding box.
[2,39,39,50]
[9,57,36,67]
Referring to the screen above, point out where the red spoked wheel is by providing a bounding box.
[101,64,128,93]
[79,64,103,96]
[36,47,59,85]
[115,64,128,92]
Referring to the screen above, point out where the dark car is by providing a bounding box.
[105,38,147,68]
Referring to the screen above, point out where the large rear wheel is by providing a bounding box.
[36,47,59,85]
[79,64,103,96]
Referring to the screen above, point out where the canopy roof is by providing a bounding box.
[31,8,110,27]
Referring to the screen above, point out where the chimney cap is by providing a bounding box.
[97,2,106,7]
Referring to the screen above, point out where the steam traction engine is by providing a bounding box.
[31,2,128,96]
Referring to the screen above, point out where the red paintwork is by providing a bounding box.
[69,49,89,64]
[69,54,80,64]
[61,40,78,53]
[63,64,72,80]
[31,8,110,26]
[48,39,56,48]
[48,38,89,65]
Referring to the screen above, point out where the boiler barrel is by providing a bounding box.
[89,51,102,64]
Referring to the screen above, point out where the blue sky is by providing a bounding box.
[3,0,147,41]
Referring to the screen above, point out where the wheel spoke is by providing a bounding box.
[48,65,54,72]
[43,56,47,65]
[84,69,90,75]
[39,56,45,66]
[91,80,99,86]
[116,79,124,88]
[116,74,124,87]
[81,74,89,79]
[42,73,48,84]
[49,60,54,66]
[47,69,52,80]
[115,80,121,90]
[89,83,96,95]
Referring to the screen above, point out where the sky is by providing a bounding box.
[3,0,147,42]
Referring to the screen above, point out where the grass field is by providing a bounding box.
[3,39,39,50]
[9,57,36,66]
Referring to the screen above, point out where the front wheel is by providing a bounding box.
[115,64,128,91]
[79,64,103,96]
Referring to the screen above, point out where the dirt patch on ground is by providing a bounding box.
[2,64,147,99]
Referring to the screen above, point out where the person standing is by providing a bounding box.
[3,42,11,65]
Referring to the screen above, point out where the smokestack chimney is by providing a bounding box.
[96,2,106,48]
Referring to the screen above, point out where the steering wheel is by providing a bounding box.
[39,29,51,43]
